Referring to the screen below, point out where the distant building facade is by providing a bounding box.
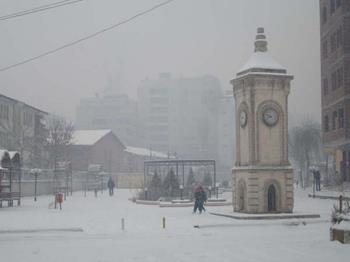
[75,94,141,147]
[137,73,222,162]
[320,0,350,182]
[218,90,235,172]
[0,94,48,167]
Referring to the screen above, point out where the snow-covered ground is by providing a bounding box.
[0,188,348,262]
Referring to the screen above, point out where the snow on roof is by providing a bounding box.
[125,146,168,158]
[0,149,7,158]
[9,151,19,158]
[72,130,112,146]
[237,51,286,75]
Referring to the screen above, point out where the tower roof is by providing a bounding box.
[237,28,287,76]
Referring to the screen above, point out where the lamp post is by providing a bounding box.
[216,182,220,199]
[179,185,184,200]
[30,168,42,201]
[144,187,148,200]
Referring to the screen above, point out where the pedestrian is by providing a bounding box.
[193,185,207,214]
[198,187,207,213]
[193,185,201,213]
[315,169,321,191]
[107,176,115,196]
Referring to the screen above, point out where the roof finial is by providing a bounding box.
[254,27,268,52]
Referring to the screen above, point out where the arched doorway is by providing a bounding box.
[267,184,276,212]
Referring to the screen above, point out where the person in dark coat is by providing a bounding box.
[193,185,207,213]
[198,188,207,213]
[315,169,321,191]
[107,176,115,196]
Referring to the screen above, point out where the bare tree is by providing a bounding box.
[289,120,322,188]
[46,115,74,170]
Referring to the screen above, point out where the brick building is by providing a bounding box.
[320,0,350,181]
[70,129,168,174]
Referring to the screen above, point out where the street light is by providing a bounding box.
[179,184,184,200]
[30,168,42,201]
[215,182,220,199]
[144,187,148,200]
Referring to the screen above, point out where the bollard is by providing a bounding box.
[339,195,343,213]
[162,217,166,229]
[121,218,125,231]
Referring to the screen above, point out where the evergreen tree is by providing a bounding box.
[186,167,196,187]
[163,168,179,197]
[202,172,212,186]
[148,171,162,200]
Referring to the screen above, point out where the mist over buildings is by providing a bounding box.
[0,0,320,124]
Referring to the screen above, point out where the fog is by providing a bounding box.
[0,0,320,123]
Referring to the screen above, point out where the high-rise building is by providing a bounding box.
[75,94,141,147]
[320,0,350,182]
[137,73,223,162]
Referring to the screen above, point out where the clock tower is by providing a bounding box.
[231,28,294,213]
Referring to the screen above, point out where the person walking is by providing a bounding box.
[107,176,115,196]
[193,185,207,214]
[198,187,207,213]
[315,169,321,191]
[193,185,202,213]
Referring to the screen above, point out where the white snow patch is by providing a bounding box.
[238,51,286,74]
[125,146,168,158]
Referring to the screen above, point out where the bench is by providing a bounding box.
[0,192,21,207]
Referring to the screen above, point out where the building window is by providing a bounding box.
[331,71,337,90]
[331,0,336,13]
[23,111,33,126]
[337,67,343,88]
[323,78,329,95]
[322,6,328,24]
[322,40,328,58]
[339,108,344,128]
[336,27,343,48]
[324,115,329,132]
[0,104,9,120]
[331,33,336,52]
[336,0,342,8]
[332,111,338,130]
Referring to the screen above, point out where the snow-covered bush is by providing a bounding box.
[331,200,350,225]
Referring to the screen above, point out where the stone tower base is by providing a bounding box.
[233,166,294,213]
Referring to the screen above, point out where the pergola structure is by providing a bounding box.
[143,159,216,189]
[0,151,22,207]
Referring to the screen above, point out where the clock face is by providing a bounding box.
[262,108,278,126]
[240,110,247,127]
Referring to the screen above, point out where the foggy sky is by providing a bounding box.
[0,0,320,124]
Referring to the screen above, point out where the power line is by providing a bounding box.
[0,0,84,21]
[0,0,175,73]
